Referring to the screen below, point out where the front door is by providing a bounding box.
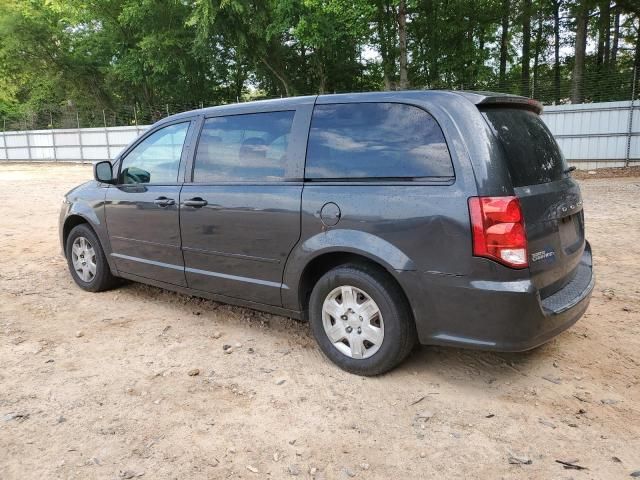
[105,120,193,286]
[180,110,303,305]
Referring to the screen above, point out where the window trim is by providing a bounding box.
[188,109,301,185]
[303,101,455,183]
[115,118,195,186]
[303,177,455,186]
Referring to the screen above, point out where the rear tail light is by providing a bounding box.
[468,196,528,268]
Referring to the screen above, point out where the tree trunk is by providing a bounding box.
[424,0,439,87]
[233,50,246,101]
[398,0,408,90]
[499,0,510,90]
[553,0,561,103]
[431,0,442,87]
[234,67,245,101]
[595,1,611,101]
[635,22,640,89]
[261,57,291,97]
[533,13,543,99]
[376,0,394,90]
[596,2,607,66]
[602,1,611,65]
[316,56,327,94]
[477,26,486,89]
[521,0,532,97]
[466,14,479,89]
[570,3,589,104]
[611,9,620,68]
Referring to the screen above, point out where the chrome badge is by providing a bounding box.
[531,249,556,262]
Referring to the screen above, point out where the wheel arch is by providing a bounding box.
[295,250,414,323]
[61,213,117,276]
[62,215,92,255]
[282,229,415,312]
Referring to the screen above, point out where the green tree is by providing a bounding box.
[2,0,640,129]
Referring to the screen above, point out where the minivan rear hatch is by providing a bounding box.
[481,105,585,296]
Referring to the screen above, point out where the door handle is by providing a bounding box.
[183,197,208,208]
[153,196,175,207]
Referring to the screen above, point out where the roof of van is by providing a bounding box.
[160,90,542,124]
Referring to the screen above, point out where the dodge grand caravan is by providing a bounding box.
[59,91,594,375]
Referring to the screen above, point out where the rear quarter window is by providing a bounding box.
[305,103,454,180]
[482,108,568,187]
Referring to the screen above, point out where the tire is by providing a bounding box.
[308,263,416,376]
[65,224,118,292]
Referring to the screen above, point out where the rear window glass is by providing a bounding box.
[482,108,567,187]
[305,103,453,180]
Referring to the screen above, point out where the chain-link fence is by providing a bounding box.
[1,102,211,132]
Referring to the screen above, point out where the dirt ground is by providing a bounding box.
[573,165,640,180]
[1,163,639,480]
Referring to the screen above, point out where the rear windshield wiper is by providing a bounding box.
[564,166,576,174]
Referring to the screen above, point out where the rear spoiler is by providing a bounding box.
[477,96,543,115]
[453,91,543,115]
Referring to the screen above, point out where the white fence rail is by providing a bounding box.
[0,100,638,170]
[542,100,639,170]
[0,125,146,163]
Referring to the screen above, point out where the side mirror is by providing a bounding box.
[94,161,114,184]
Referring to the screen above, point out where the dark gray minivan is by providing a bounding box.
[59,91,594,375]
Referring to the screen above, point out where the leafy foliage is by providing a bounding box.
[0,0,639,128]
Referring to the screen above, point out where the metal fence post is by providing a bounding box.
[77,112,85,164]
[50,112,57,162]
[25,123,32,162]
[625,66,638,167]
[103,109,111,161]
[0,122,6,162]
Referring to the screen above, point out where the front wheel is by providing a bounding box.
[65,224,117,292]
[308,264,416,376]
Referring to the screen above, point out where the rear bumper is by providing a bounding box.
[400,242,594,351]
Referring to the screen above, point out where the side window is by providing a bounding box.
[120,122,189,184]
[193,111,295,182]
[305,103,454,179]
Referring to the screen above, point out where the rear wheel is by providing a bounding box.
[65,224,117,292]
[309,264,416,375]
